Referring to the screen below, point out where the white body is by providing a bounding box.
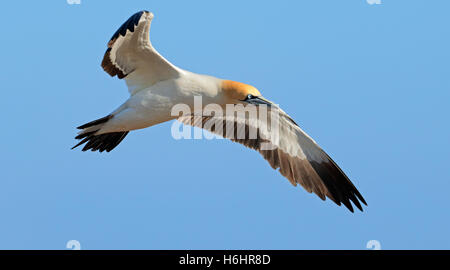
[103,71,223,133]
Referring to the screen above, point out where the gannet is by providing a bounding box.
[73,11,367,212]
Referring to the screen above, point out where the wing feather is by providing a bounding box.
[101,11,180,95]
[178,106,366,212]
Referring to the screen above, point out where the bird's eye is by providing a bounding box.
[246,94,254,100]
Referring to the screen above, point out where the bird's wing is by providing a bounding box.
[101,11,180,95]
[178,105,366,212]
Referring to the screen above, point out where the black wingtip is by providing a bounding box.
[102,11,150,79]
[342,192,366,213]
[309,156,367,213]
[341,199,354,213]
[109,11,146,42]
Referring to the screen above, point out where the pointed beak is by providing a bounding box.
[245,96,274,106]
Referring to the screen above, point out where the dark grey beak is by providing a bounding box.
[244,96,274,106]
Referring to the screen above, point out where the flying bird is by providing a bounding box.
[73,11,367,212]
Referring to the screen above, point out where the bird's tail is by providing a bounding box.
[72,115,129,152]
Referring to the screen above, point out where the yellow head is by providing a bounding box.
[221,80,262,102]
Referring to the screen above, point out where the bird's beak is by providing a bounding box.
[245,96,274,106]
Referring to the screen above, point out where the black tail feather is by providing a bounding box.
[77,115,112,130]
[73,114,129,152]
[72,131,129,152]
[75,130,97,140]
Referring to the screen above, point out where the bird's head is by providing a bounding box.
[221,80,272,106]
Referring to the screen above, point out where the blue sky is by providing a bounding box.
[0,0,449,249]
